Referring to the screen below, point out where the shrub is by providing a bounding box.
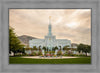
[28,52,37,56]
[53,55,57,57]
[38,51,42,55]
[63,54,68,56]
[57,51,62,56]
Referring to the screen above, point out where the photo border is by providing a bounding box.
[8,8,92,64]
[0,0,100,73]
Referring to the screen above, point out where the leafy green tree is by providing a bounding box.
[59,46,61,50]
[77,44,91,56]
[42,46,46,51]
[33,46,38,50]
[77,44,84,53]
[54,46,58,51]
[25,47,32,50]
[63,45,69,50]
[83,45,91,56]
[17,45,25,53]
[39,46,41,51]
[9,27,24,56]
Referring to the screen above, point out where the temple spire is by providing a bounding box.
[48,16,52,36]
[49,16,51,25]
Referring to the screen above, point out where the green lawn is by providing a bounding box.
[9,56,91,64]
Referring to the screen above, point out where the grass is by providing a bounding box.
[9,56,91,64]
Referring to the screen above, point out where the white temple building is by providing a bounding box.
[29,17,71,51]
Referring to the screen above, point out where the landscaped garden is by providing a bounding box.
[9,27,91,64]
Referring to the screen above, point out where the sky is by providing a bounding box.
[9,9,91,45]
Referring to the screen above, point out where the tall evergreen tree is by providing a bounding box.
[9,27,24,56]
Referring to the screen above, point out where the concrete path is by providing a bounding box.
[22,56,79,59]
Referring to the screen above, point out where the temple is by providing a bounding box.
[29,16,71,51]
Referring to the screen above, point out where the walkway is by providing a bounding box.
[22,56,79,59]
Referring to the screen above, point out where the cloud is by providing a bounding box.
[9,9,91,45]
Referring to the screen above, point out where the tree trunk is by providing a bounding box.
[79,51,80,53]
[14,53,15,56]
[86,53,87,56]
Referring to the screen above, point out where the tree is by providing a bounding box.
[83,45,91,56]
[33,46,37,50]
[17,45,25,53]
[63,45,69,50]
[77,44,84,53]
[42,46,46,51]
[59,46,61,50]
[54,46,58,51]
[38,46,41,51]
[9,27,24,56]
[77,44,91,56]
